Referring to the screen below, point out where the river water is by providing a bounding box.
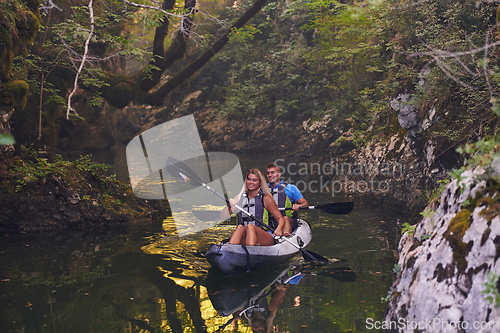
[0,155,403,332]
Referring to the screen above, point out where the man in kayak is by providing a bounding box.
[266,162,309,235]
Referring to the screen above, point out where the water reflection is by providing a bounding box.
[206,264,356,333]
[0,202,398,332]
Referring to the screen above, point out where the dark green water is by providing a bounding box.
[0,156,403,332]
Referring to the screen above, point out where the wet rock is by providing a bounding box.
[386,167,500,332]
[390,93,422,157]
[68,192,81,204]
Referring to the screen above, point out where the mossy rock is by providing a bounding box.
[16,9,39,44]
[444,208,473,273]
[0,1,40,80]
[0,80,29,107]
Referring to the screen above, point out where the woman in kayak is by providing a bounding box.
[224,168,288,246]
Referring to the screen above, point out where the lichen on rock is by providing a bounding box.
[386,166,500,332]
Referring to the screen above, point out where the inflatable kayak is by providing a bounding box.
[205,219,313,275]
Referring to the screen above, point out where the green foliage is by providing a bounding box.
[14,151,69,191]
[381,286,394,303]
[419,179,450,217]
[0,133,16,145]
[481,271,500,308]
[400,222,416,235]
[420,209,436,218]
[74,154,112,178]
[386,0,499,146]
[13,148,113,192]
[449,137,500,193]
[8,0,159,146]
[228,26,261,45]
[199,0,393,128]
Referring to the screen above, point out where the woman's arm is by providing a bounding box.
[221,197,239,219]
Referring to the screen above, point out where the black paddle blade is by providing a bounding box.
[316,202,354,215]
[301,249,329,263]
[166,156,204,187]
[318,267,356,282]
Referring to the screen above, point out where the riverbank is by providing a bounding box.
[0,149,168,232]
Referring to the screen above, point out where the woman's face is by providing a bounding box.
[246,173,261,191]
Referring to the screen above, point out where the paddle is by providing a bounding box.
[166,157,329,263]
[192,201,354,221]
[279,202,354,215]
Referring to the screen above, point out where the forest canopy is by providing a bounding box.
[1,0,500,156]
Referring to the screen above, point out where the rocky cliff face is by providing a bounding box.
[385,166,500,332]
[306,91,455,215]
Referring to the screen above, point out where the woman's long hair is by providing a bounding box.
[235,168,271,202]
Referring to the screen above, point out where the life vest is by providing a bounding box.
[237,189,271,230]
[263,183,295,230]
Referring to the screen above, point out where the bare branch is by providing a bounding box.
[410,26,500,95]
[40,0,62,14]
[433,56,475,90]
[122,0,185,19]
[66,0,95,120]
[412,41,500,59]
[483,24,496,96]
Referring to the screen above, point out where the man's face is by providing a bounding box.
[267,167,281,185]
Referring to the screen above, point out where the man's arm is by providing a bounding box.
[293,197,309,211]
[286,184,309,211]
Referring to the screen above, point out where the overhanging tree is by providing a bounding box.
[59,0,272,111]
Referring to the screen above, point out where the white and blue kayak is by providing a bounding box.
[205,219,313,275]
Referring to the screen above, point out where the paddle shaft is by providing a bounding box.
[279,206,318,211]
[280,206,330,210]
[279,202,354,214]
[194,201,354,221]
